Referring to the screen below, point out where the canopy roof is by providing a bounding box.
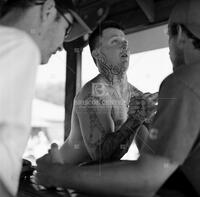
[73,0,177,35]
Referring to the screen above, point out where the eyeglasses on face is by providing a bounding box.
[56,7,74,39]
[35,1,74,40]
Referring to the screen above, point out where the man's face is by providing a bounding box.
[98,28,130,73]
[168,26,185,71]
[40,12,73,64]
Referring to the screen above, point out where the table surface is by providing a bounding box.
[18,179,69,197]
[18,178,101,197]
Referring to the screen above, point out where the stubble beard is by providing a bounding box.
[172,48,185,71]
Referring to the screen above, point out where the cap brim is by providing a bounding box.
[168,0,200,39]
[65,10,92,42]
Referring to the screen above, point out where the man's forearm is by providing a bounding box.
[57,160,154,197]
[97,118,142,161]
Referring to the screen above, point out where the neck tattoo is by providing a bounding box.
[98,56,125,84]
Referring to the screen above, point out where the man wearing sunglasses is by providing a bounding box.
[0,0,91,196]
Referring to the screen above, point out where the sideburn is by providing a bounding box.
[173,45,185,71]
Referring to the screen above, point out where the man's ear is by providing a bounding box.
[92,49,100,60]
[40,0,57,25]
[177,25,186,45]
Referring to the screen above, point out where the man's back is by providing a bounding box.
[173,63,200,195]
[144,62,200,196]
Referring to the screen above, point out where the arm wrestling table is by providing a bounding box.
[18,177,99,197]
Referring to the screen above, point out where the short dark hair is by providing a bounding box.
[88,20,124,54]
[168,23,200,50]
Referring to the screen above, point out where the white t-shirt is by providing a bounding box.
[0,26,40,195]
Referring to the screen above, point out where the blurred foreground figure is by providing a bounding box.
[0,0,90,196]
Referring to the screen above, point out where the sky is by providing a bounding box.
[36,50,67,85]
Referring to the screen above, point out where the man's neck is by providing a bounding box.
[99,67,129,98]
[100,70,128,87]
[99,72,130,102]
[98,62,128,85]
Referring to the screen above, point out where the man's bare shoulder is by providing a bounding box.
[74,75,114,118]
[76,75,110,101]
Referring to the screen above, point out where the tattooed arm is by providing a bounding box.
[76,95,144,162]
[99,119,148,161]
[76,95,115,161]
[60,103,93,164]
[128,84,158,151]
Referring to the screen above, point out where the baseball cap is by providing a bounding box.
[55,0,92,42]
[169,0,200,39]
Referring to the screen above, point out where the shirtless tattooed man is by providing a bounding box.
[57,21,157,164]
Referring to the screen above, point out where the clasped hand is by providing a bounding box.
[128,92,158,123]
